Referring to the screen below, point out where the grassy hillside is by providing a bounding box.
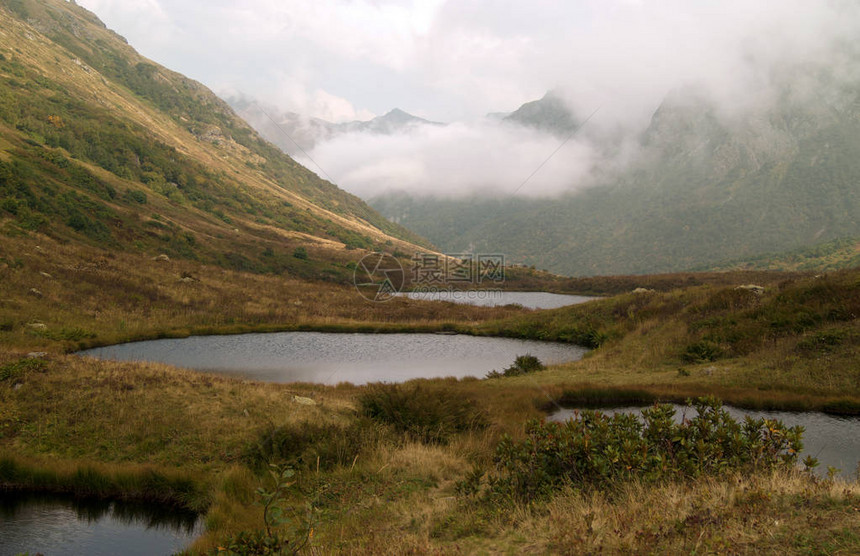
[0,0,430,283]
[2,268,859,553]
[479,269,860,410]
[704,236,860,272]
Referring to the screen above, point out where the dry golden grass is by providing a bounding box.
[2,224,860,554]
[0,353,351,466]
[2,332,859,554]
[503,470,860,555]
[0,230,524,353]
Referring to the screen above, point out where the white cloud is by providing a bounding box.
[77,0,860,124]
[301,120,597,199]
[76,0,860,198]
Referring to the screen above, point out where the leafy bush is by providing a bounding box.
[486,354,545,378]
[682,340,723,363]
[796,328,851,355]
[358,383,489,444]
[212,465,314,556]
[126,189,147,204]
[0,358,47,382]
[292,246,309,260]
[491,397,803,501]
[40,327,97,342]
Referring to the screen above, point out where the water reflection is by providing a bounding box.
[0,492,201,556]
[402,290,594,309]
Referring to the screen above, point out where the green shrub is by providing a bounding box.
[292,246,309,260]
[486,354,545,378]
[41,327,97,342]
[0,358,47,382]
[212,465,314,556]
[682,340,723,363]
[126,189,147,204]
[1,198,19,215]
[796,328,851,355]
[358,383,489,444]
[491,397,803,501]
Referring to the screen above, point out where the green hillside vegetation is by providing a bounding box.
[0,0,429,284]
[705,236,860,272]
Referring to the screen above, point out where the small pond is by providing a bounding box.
[549,404,860,477]
[0,492,201,556]
[401,290,594,309]
[79,332,588,385]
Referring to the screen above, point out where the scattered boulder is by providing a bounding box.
[153,254,170,262]
[28,288,43,298]
[293,395,316,406]
[197,125,224,143]
[39,272,53,279]
[632,287,656,294]
[26,322,47,331]
[179,271,199,283]
[735,284,765,295]
[26,352,48,359]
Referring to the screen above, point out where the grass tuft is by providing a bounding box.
[359,382,489,444]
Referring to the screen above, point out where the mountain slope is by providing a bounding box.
[503,90,579,136]
[0,0,429,281]
[702,236,860,272]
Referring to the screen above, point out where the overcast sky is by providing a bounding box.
[75,0,857,123]
[75,0,860,197]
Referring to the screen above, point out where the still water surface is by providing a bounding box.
[80,332,588,384]
[550,404,860,477]
[402,290,594,309]
[0,493,201,556]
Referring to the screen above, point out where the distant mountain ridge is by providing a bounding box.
[371,65,860,275]
[502,90,579,136]
[228,97,444,155]
[224,42,860,277]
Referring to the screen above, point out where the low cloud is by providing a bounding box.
[298,119,598,199]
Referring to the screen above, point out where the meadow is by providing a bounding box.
[1,231,859,553]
